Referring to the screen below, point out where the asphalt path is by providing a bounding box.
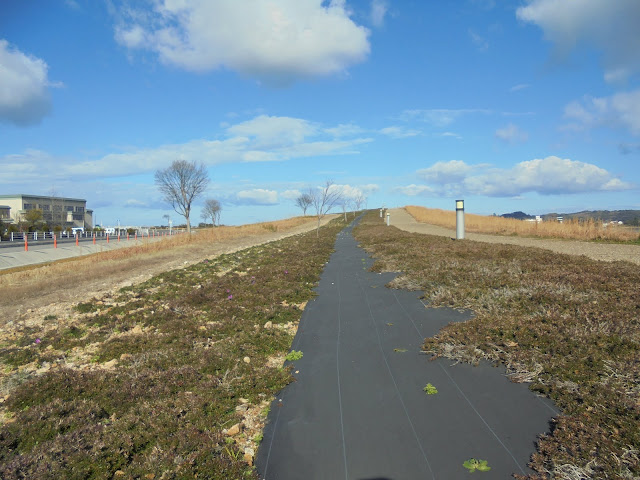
[256,220,559,480]
[0,236,164,270]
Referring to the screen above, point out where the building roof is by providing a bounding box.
[0,194,87,203]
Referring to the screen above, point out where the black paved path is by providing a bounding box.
[256,221,559,479]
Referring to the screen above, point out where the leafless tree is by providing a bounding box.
[308,180,343,237]
[201,198,222,226]
[295,193,313,216]
[155,160,209,234]
[353,193,366,212]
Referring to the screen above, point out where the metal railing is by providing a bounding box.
[0,229,186,244]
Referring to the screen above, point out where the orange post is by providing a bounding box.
[93,234,96,244]
[127,233,129,241]
[117,234,120,242]
[135,232,137,241]
[107,234,110,244]
[25,236,28,251]
[75,235,79,246]
[54,235,57,248]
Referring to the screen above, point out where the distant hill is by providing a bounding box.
[501,210,640,226]
[501,211,534,220]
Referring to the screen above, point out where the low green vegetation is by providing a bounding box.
[0,218,345,479]
[423,383,438,395]
[354,211,640,480]
[463,458,492,473]
[284,350,303,362]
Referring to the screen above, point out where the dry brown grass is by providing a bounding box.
[405,205,639,242]
[0,216,316,317]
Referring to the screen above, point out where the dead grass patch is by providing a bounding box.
[405,205,640,242]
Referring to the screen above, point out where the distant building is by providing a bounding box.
[0,194,93,229]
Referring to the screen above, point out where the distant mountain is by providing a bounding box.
[543,210,640,226]
[501,210,640,226]
[501,211,535,220]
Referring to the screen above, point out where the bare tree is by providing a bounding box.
[353,193,366,212]
[201,198,222,226]
[155,160,209,234]
[308,180,343,237]
[295,193,313,216]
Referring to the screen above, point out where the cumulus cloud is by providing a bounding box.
[0,40,54,126]
[510,83,530,92]
[281,189,302,200]
[418,160,474,184]
[563,89,640,135]
[495,123,528,144]
[114,0,371,84]
[408,157,632,197]
[236,189,279,206]
[517,0,640,83]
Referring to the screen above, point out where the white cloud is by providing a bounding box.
[236,189,279,206]
[468,29,489,52]
[563,89,640,135]
[0,40,54,126]
[517,0,640,83]
[495,123,529,144]
[370,0,388,27]
[226,115,318,147]
[509,83,530,92]
[394,184,437,196]
[281,189,302,200]
[324,123,365,137]
[114,0,371,84]
[418,160,474,184]
[401,108,492,127]
[414,157,633,197]
[379,126,420,139]
[3,115,371,182]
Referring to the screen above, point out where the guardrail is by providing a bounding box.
[0,229,186,245]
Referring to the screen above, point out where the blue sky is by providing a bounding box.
[1,0,639,227]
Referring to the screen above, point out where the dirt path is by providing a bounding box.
[0,215,338,322]
[389,208,640,265]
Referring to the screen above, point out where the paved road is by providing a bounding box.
[388,207,640,265]
[0,236,164,271]
[256,220,558,480]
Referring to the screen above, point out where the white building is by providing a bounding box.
[0,194,93,229]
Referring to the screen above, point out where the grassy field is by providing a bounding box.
[405,205,640,243]
[0,218,345,479]
[354,211,639,480]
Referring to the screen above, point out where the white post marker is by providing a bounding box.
[456,199,465,239]
[386,212,390,226]
[379,208,383,218]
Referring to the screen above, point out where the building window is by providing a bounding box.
[65,206,74,212]
[76,206,84,213]
[72,213,84,221]
[53,205,62,211]
[40,204,51,211]
[24,203,35,210]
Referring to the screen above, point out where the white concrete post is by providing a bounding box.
[386,212,390,226]
[456,199,465,240]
